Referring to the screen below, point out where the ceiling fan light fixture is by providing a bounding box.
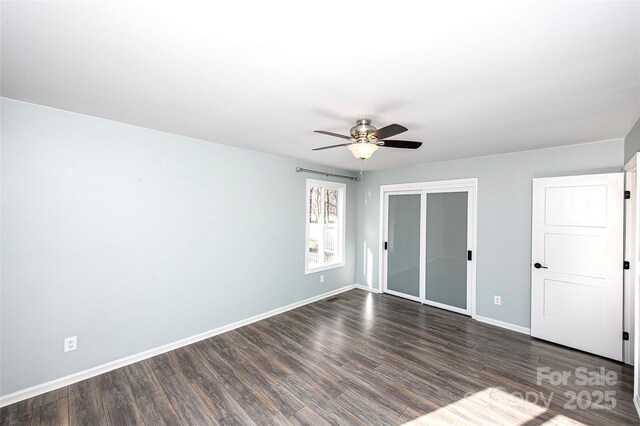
[348,142,378,160]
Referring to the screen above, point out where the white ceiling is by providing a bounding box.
[2,1,638,171]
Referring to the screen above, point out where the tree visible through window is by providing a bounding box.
[306,179,346,274]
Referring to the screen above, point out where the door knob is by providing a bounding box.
[534,263,548,269]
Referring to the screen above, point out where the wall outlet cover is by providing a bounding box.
[64,336,77,352]
[494,296,502,306]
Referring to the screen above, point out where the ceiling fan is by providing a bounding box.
[313,118,422,160]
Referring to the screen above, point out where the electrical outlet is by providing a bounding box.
[64,336,77,352]
[320,275,325,283]
[494,296,502,306]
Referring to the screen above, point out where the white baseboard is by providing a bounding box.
[475,315,531,335]
[354,283,382,293]
[0,284,357,408]
[355,286,529,336]
[634,395,640,420]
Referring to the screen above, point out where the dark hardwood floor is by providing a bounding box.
[1,289,638,425]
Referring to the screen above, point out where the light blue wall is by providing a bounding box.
[625,116,640,164]
[0,96,627,397]
[0,98,357,396]
[356,139,623,328]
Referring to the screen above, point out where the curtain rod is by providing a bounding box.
[295,167,360,181]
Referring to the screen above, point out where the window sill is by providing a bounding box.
[305,261,346,275]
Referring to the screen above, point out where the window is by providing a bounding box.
[305,179,346,274]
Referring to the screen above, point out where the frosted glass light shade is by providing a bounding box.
[348,143,378,160]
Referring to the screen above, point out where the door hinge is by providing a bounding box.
[384,242,388,250]
[623,331,630,341]
[625,190,631,200]
[467,250,472,261]
[624,261,630,270]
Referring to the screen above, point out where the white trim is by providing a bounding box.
[385,288,422,303]
[380,178,479,193]
[354,283,382,293]
[305,179,346,275]
[627,153,640,409]
[469,180,478,319]
[625,153,638,172]
[305,261,346,274]
[475,315,531,335]
[419,191,427,302]
[624,166,637,365]
[0,284,357,407]
[378,184,386,295]
[423,299,469,316]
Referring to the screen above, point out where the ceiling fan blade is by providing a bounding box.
[378,140,422,149]
[312,143,352,151]
[314,130,353,140]
[371,123,408,140]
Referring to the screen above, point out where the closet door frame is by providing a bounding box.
[379,178,478,319]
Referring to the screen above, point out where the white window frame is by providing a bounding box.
[305,179,346,274]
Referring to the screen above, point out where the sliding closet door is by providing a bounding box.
[425,192,469,312]
[381,179,477,316]
[386,193,421,299]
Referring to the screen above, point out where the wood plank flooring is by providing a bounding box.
[1,289,638,425]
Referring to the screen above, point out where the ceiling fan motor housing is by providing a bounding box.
[350,118,377,142]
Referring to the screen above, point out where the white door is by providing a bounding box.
[531,173,624,361]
